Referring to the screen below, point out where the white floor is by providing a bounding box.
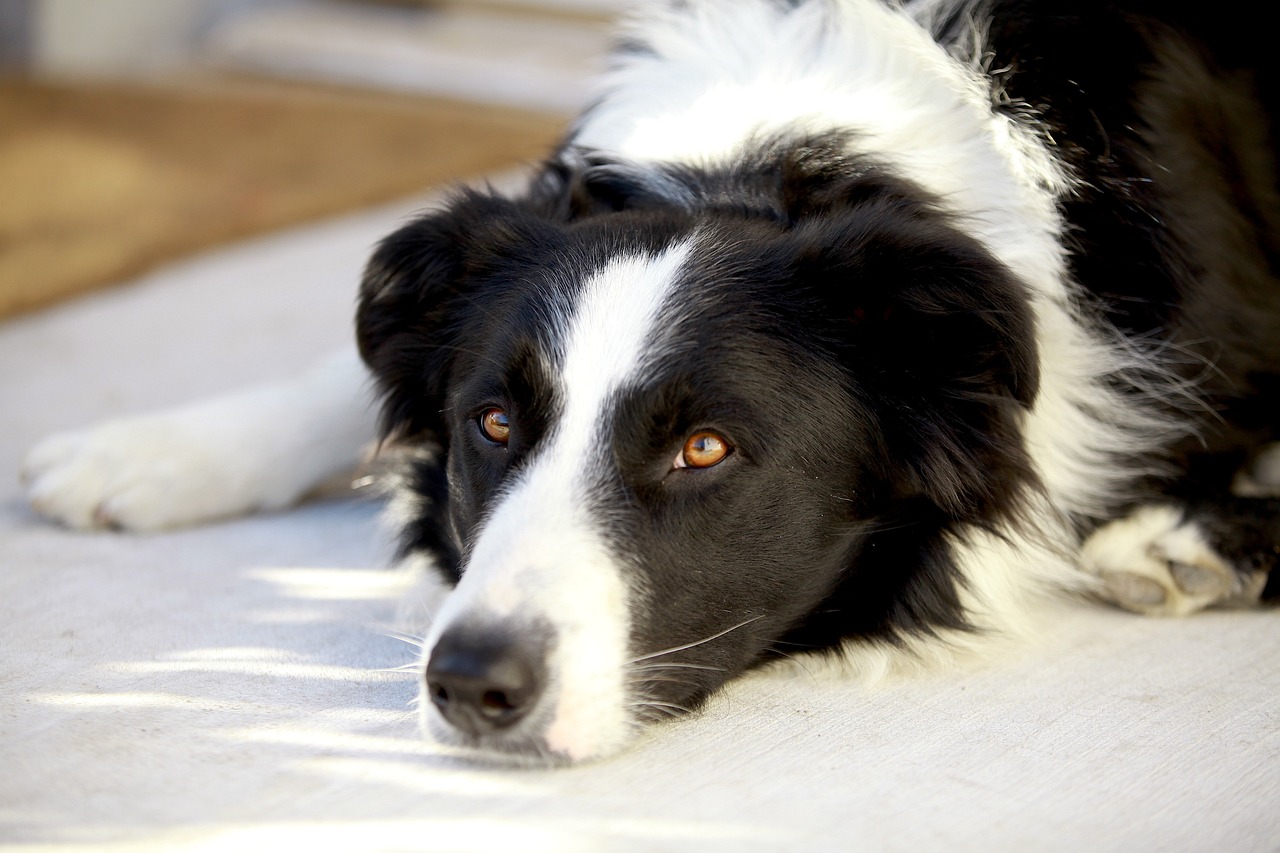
[3,194,1279,851]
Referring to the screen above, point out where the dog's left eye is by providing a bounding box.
[478,408,510,445]
[675,431,732,470]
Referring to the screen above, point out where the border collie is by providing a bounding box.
[22,0,1280,764]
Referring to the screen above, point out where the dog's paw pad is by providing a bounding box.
[1098,571,1169,608]
[1164,557,1232,597]
[1081,505,1237,616]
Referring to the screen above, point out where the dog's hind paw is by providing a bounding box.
[1079,505,1244,616]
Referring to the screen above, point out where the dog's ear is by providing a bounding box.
[794,199,1040,520]
[357,192,544,440]
[524,153,697,219]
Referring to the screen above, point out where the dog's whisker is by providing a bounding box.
[637,701,686,717]
[628,675,701,686]
[629,615,764,664]
[631,700,693,719]
[376,663,424,674]
[628,661,726,673]
[763,647,820,683]
[381,629,428,649]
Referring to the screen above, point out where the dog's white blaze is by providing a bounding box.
[424,242,693,761]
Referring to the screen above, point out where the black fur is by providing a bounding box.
[360,143,1043,708]
[357,0,1280,735]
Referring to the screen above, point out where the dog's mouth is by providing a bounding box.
[419,670,712,765]
[420,677,703,766]
[624,665,717,727]
[417,614,761,764]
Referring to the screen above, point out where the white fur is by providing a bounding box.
[22,350,376,531]
[420,243,694,762]
[1080,505,1259,616]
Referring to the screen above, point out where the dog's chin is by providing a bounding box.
[416,682,638,767]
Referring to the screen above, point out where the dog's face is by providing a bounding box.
[357,153,1037,762]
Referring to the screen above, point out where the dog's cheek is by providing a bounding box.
[628,473,857,679]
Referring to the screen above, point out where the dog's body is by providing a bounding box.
[23,0,1280,763]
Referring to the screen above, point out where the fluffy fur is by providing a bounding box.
[23,0,1280,764]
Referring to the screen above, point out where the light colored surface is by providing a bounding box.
[206,2,613,112]
[26,0,616,112]
[29,0,275,74]
[2,196,1279,851]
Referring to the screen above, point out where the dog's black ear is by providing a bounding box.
[357,191,536,440]
[524,153,696,219]
[795,199,1040,521]
[358,207,465,439]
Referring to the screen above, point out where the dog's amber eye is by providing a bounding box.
[478,408,510,445]
[676,431,731,469]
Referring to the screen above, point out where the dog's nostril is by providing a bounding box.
[480,689,516,714]
[425,626,547,737]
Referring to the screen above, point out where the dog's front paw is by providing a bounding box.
[1079,505,1239,616]
[22,412,276,531]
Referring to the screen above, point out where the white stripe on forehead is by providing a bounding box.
[423,239,696,760]
[552,239,695,456]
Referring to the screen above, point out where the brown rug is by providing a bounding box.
[0,76,565,318]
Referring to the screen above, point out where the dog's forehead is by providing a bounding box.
[473,228,816,433]
[466,234,701,407]
[552,239,696,405]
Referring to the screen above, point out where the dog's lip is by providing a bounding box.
[436,718,594,767]
[424,678,572,758]
[428,710,552,759]
[423,671,682,765]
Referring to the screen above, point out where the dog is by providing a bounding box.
[22,0,1280,764]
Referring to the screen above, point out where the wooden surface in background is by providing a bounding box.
[0,76,564,318]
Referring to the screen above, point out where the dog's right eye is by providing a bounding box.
[478,408,510,445]
[675,430,732,470]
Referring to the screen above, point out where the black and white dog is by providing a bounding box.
[22,0,1280,763]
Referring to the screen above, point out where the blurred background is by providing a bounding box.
[0,0,629,318]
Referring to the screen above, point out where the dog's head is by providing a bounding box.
[357,143,1038,763]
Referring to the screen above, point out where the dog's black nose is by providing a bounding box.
[425,627,545,737]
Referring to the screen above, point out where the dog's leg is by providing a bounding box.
[1080,496,1280,616]
[21,349,377,531]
